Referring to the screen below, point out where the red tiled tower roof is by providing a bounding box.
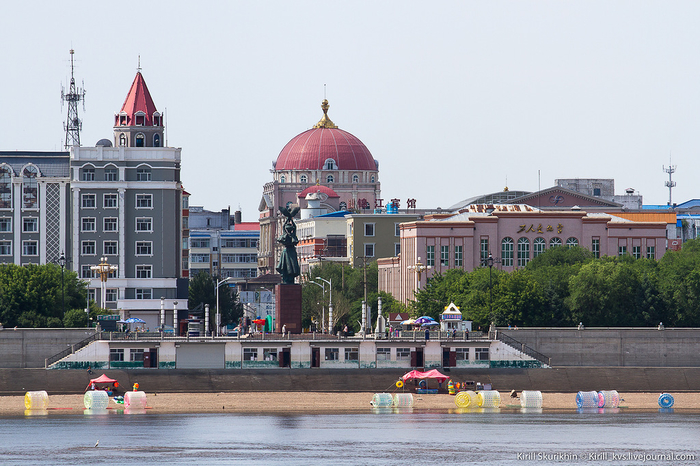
[118,72,159,126]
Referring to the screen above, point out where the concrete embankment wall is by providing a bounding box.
[2,367,699,395]
[501,328,700,366]
[0,328,95,368]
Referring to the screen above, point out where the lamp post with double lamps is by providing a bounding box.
[481,253,500,325]
[91,257,117,311]
[309,280,326,333]
[216,277,235,336]
[57,252,66,322]
[407,256,432,293]
[316,276,332,334]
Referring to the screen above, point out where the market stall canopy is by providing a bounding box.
[400,318,416,325]
[90,374,117,384]
[402,369,449,382]
[414,316,436,325]
[124,317,146,323]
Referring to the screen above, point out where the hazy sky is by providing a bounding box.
[2,1,699,220]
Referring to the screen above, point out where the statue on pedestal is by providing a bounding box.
[276,206,300,284]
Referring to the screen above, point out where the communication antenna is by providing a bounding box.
[662,154,676,207]
[61,49,86,148]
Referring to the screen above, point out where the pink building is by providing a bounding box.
[379,205,669,304]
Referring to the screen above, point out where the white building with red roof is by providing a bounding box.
[258,99,381,275]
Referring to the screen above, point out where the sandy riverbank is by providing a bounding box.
[2,391,699,415]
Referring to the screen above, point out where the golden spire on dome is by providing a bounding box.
[313,99,338,129]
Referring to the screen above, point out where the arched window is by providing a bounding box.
[352,174,359,183]
[22,166,39,209]
[135,133,145,147]
[300,175,307,183]
[370,175,375,183]
[566,237,579,248]
[517,238,530,267]
[550,237,562,248]
[0,166,12,209]
[533,237,546,258]
[153,112,162,126]
[104,165,118,181]
[135,111,145,126]
[119,134,127,147]
[501,237,514,267]
[339,201,347,211]
[153,134,161,147]
[280,176,285,183]
[323,158,338,170]
[327,175,334,183]
[136,166,152,181]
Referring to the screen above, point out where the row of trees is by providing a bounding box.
[302,261,406,333]
[413,239,700,328]
[0,263,93,328]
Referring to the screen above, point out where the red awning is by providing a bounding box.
[402,369,449,382]
[90,374,118,384]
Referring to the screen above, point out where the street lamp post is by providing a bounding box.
[408,256,432,292]
[57,252,66,322]
[90,257,117,312]
[481,253,500,325]
[316,276,332,334]
[216,277,234,337]
[309,280,325,333]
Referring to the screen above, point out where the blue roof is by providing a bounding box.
[316,210,352,218]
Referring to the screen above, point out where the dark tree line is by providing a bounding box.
[413,239,700,329]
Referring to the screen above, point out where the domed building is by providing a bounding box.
[258,100,381,275]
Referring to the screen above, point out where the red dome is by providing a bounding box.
[275,127,376,171]
[297,185,340,199]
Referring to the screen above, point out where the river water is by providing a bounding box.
[1,409,698,465]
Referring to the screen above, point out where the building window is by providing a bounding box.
[22,166,39,209]
[81,167,95,181]
[550,237,562,248]
[136,167,151,181]
[130,349,145,362]
[632,245,641,259]
[618,246,627,256]
[647,245,655,259]
[533,237,546,258]
[326,175,334,183]
[104,241,118,256]
[136,217,152,232]
[136,288,152,299]
[81,217,96,232]
[324,158,338,170]
[135,133,145,147]
[501,237,514,267]
[455,348,469,360]
[82,194,96,209]
[426,245,435,267]
[440,245,449,266]
[300,175,307,183]
[82,241,96,256]
[370,175,375,183]
[135,112,145,126]
[377,348,391,360]
[136,241,152,256]
[103,194,118,209]
[136,265,152,278]
[81,265,94,279]
[110,348,124,362]
[190,238,211,248]
[344,348,358,361]
[22,217,38,233]
[243,348,257,361]
[105,289,117,302]
[394,223,401,237]
[396,348,411,360]
[136,194,153,209]
[104,167,118,181]
[475,347,489,361]
[153,113,162,126]
[591,238,600,259]
[0,166,12,209]
[395,243,401,256]
[22,240,38,256]
[191,253,210,263]
[364,223,375,237]
[0,217,10,232]
[119,134,127,147]
[182,257,189,270]
[364,243,375,258]
[480,238,489,262]
[153,134,160,147]
[325,348,339,361]
[103,217,118,232]
[455,245,463,267]
[262,348,277,361]
[593,188,601,196]
[280,176,285,183]
[517,238,530,267]
[352,174,359,183]
[0,241,11,255]
[566,237,579,248]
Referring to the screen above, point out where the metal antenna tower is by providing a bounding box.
[61,49,86,148]
[663,155,676,207]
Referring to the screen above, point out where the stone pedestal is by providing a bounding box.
[276,284,302,333]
